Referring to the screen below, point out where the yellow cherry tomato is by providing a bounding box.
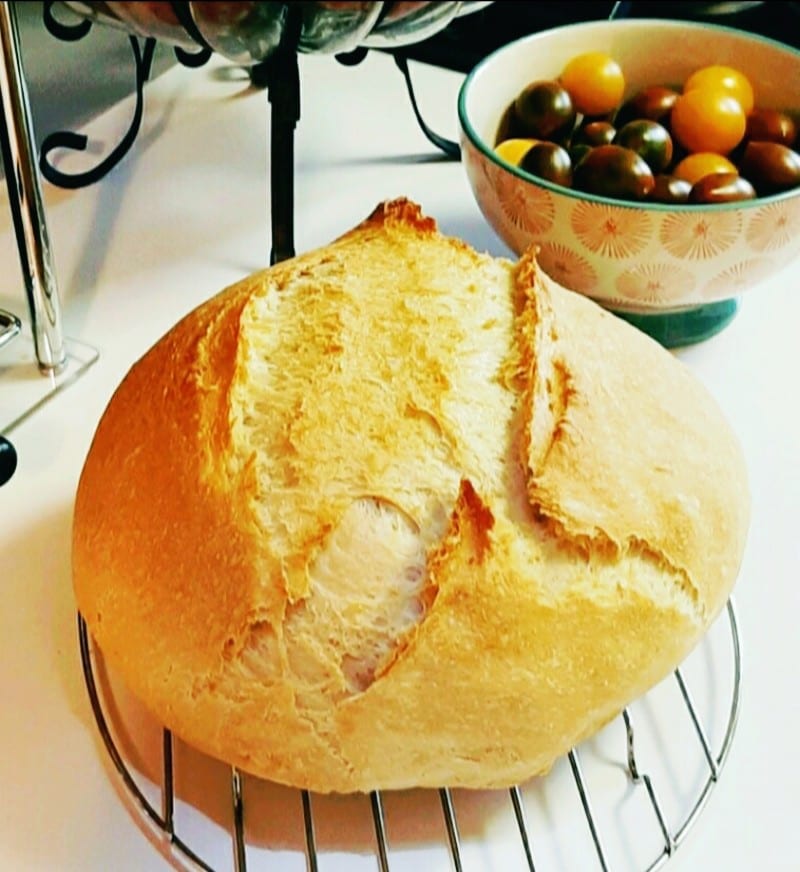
[560,51,625,116]
[684,64,754,114]
[494,138,540,166]
[673,152,738,186]
[671,88,746,154]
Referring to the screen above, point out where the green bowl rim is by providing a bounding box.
[457,17,800,213]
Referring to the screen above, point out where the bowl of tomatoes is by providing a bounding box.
[458,18,800,346]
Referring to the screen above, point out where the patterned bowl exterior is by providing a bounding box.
[459,20,800,314]
[462,138,800,312]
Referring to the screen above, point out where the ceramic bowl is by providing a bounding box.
[458,19,800,346]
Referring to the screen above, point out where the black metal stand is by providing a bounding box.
[253,37,467,270]
[251,8,302,267]
[265,48,300,266]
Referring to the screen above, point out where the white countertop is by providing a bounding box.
[1,48,798,872]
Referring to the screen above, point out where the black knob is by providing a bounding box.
[0,436,17,486]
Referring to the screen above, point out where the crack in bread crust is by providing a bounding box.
[515,252,710,623]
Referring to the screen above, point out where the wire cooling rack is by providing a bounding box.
[77,598,741,872]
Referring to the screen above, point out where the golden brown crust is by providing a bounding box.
[72,199,749,793]
[517,252,750,622]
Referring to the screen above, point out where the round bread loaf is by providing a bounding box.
[72,199,749,793]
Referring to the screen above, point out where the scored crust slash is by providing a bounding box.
[72,198,749,793]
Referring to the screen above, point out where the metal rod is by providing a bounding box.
[674,667,719,779]
[642,774,674,857]
[0,0,66,372]
[669,599,743,851]
[568,749,609,872]
[162,729,175,837]
[77,615,214,871]
[262,6,301,266]
[509,786,537,871]
[623,708,641,780]
[231,767,247,872]
[438,788,463,872]
[718,598,743,769]
[301,790,319,872]
[370,791,391,872]
[393,52,460,159]
[78,614,166,834]
[622,709,675,857]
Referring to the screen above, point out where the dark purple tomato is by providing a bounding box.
[573,144,655,200]
[520,141,573,187]
[738,141,800,195]
[688,172,756,204]
[651,174,692,204]
[745,108,797,148]
[614,119,674,174]
[495,101,524,145]
[568,143,593,167]
[514,80,576,141]
[573,120,616,147]
[616,85,679,126]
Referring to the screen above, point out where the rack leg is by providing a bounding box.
[0,0,66,373]
[254,20,301,266]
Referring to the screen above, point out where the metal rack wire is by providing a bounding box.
[77,598,741,872]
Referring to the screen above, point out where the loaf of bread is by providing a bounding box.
[72,199,749,793]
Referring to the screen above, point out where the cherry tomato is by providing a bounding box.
[616,85,679,127]
[684,65,754,114]
[520,142,573,187]
[514,81,576,141]
[671,89,746,154]
[651,175,692,204]
[673,152,738,186]
[688,172,756,203]
[573,120,616,147]
[496,102,524,144]
[560,52,625,116]
[568,143,593,166]
[495,138,540,166]
[614,120,673,173]
[745,108,797,148]
[573,145,654,200]
[738,141,800,195]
